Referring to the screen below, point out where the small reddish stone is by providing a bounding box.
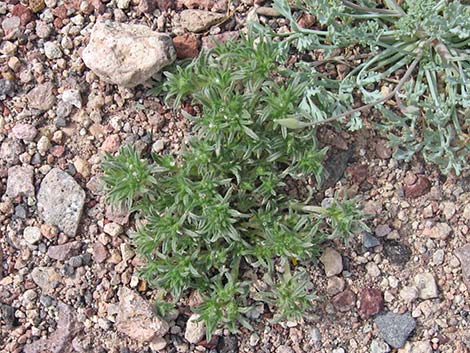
[403,175,431,198]
[53,18,64,29]
[358,288,383,318]
[375,139,393,159]
[137,0,156,13]
[157,0,173,11]
[298,13,316,28]
[93,242,108,263]
[52,5,68,19]
[199,336,219,349]
[173,33,199,59]
[101,134,120,153]
[90,0,105,13]
[50,145,65,157]
[331,289,356,312]
[347,164,368,184]
[11,4,34,25]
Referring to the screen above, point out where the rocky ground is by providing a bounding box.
[1,0,470,353]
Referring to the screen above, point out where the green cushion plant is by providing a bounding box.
[102,35,367,338]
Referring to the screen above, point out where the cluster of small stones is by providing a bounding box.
[1,0,470,352]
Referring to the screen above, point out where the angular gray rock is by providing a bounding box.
[374,312,416,348]
[82,21,176,88]
[180,9,225,32]
[6,165,34,198]
[37,168,85,237]
[116,287,169,343]
[23,302,82,353]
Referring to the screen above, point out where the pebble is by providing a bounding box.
[399,286,419,303]
[116,287,168,343]
[362,232,381,249]
[12,123,37,141]
[24,226,42,245]
[374,312,416,348]
[37,168,86,237]
[184,314,205,344]
[62,89,82,108]
[1,138,24,165]
[249,333,260,347]
[320,247,343,277]
[47,241,81,261]
[331,289,356,312]
[179,9,225,32]
[359,288,384,318]
[0,79,15,98]
[432,249,445,265]
[27,82,56,111]
[370,338,390,353]
[37,136,51,155]
[173,33,199,59]
[217,335,238,353]
[383,241,411,265]
[152,139,165,153]
[366,262,381,278]
[375,224,391,238]
[403,175,431,198]
[276,345,294,353]
[6,165,35,198]
[93,242,108,263]
[422,222,452,240]
[82,21,176,87]
[31,266,62,293]
[326,276,345,296]
[104,222,123,236]
[68,256,83,268]
[455,244,470,288]
[44,42,63,59]
[414,273,439,299]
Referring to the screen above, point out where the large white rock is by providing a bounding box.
[82,21,176,88]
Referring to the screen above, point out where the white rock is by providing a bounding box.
[62,89,82,108]
[82,21,176,88]
[399,286,419,303]
[366,262,381,278]
[414,273,439,299]
[184,314,205,344]
[44,42,63,59]
[370,338,391,353]
[104,222,123,236]
[37,136,50,155]
[116,0,131,9]
[24,226,42,245]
